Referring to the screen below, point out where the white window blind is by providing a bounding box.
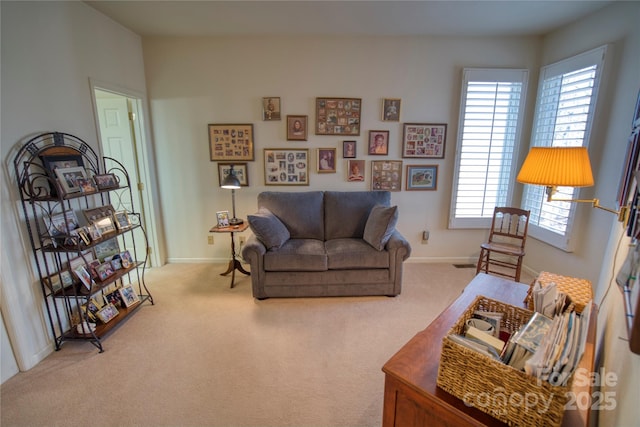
[450,69,528,228]
[522,46,606,251]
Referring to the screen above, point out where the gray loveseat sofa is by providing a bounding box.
[241,191,411,299]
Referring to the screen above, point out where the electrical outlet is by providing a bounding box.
[421,230,429,245]
[208,235,214,245]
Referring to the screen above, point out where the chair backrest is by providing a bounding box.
[488,207,530,249]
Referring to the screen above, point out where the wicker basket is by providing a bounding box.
[526,271,593,313]
[436,296,572,427]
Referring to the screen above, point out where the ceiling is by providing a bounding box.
[85,0,614,38]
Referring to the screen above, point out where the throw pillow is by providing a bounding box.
[363,205,398,251]
[247,207,290,249]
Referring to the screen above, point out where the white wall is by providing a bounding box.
[1,1,150,375]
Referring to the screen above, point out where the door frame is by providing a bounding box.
[89,78,164,267]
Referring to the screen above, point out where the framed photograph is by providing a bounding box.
[88,223,103,241]
[315,97,361,136]
[83,204,116,223]
[317,148,337,173]
[406,165,438,191]
[119,284,141,308]
[72,264,94,291]
[55,166,88,195]
[264,149,309,186]
[113,211,132,230]
[71,227,91,246]
[96,262,115,282]
[382,98,401,121]
[347,160,365,182]
[46,210,80,239]
[82,298,103,322]
[94,216,116,236]
[208,123,255,161]
[40,154,85,196]
[368,130,389,155]
[217,163,248,187]
[43,270,75,294]
[120,250,134,269]
[286,115,308,141]
[96,303,119,324]
[343,141,356,158]
[262,97,281,121]
[77,178,97,194]
[104,289,124,308]
[402,123,447,159]
[93,173,119,190]
[94,238,120,262]
[216,211,230,227]
[371,160,403,191]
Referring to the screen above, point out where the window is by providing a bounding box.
[521,46,606,251]
[450,69,529,228]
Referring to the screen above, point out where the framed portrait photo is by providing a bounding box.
[317,148,337,173]
[343,141,356,158]
[371,160,403,192]
[406,165,438,191]
[218,163,248,187]
[93,173,119,190]
[347,160,365,182]
[315,97,361,136]
[55,166,88,195]
[286,115,308,141]
[264,148,309,186]
[402,123,447,159]
[40,153,85,197]
[83,204,116,223]
[216,211,230,228]
[382,98,401,122]
[119,284,141,308]
[368,130,389,155]
[97,303,119,324]
[263,97,281,121]
[208,123,255,161]
[113,210,132,230]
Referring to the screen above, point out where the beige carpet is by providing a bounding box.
[1,263,526,427]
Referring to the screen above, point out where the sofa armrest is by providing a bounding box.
[386,230,412,261]
[241,234,266,259]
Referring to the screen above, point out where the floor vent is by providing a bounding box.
[453,264,476,269]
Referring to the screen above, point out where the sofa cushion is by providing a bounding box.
[363,205,398,251]
[258,191,324,240]
[326,238,390,269]
[264,239,327,271]
[247,208,290,249]
[324,191,391,240]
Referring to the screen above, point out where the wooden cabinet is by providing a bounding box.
[13,132,153,352]
[382,273,596,427]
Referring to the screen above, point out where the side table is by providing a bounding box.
[209,222,250,288]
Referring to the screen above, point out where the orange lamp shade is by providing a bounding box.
[517,147,595,187]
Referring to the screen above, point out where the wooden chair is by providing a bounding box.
[476,207,530,282]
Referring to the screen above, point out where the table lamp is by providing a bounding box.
[516,146,628,222]
[221,165,243,225]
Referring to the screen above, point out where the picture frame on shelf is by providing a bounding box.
[262,97,281,121]
[96,303,119,324]
[113,211,132,230]
[77,178,98,194]
[46,210,80,239]
[94,216,116,236]
[83,298,103,322]
[368,130,389,155]
[315,97,361,136]
[317,148,336,173]
[382,98,401,122]
[104,289,124,308]
[343,141,356,158]
[216,211,230,228]
[406,165,438,191]
[73,264,94,291]
[93,173,119,190]
[371,160,403,191]
[96,262,115,282]
[71,227,91,246]
[43,270,75,294]
[347,160,365,182]
[208,123,255,161]
[83,204,116,223]
[286,115,308,141]
[119,284,141,308]
[88,223,102,241]
[217,163,248,187]
[54,166,88,195]
[263,148,309,186]
[94,238,120,262]
[39,154,85,197]
[402,123,447,159]
[120,250,133,269]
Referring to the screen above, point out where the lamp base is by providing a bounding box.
[229,217,244,225]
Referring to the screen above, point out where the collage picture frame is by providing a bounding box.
[402,123,447,159]
[263,148,309,186]
[315,97,361,136]
[217,163,249,187]
[208,123,255,161]
[371,160,403,191]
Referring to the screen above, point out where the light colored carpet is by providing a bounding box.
[1,263,527,427]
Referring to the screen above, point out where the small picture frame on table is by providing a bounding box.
[406,165,438,191]
[216,211,230,228]
[343,141,356,158]
[55,166,88,195]
[371,160,403,191]
[317,148,336,173]
[263,97,281,121]
[93,173,119,190]
[263,149,309,186]
[402,123,447,159]
[209,124,255,161]
[368,131,389,155]
[119,284,141,308]
[218,163,248,187]
[286,115,308,141]
[382,98,401,121]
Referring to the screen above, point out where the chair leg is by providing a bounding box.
[476,249,487,275]
[514,256,523,282]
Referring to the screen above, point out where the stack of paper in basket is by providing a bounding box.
[449,281,592,385]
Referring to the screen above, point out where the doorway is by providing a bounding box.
[91,83,162,267]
